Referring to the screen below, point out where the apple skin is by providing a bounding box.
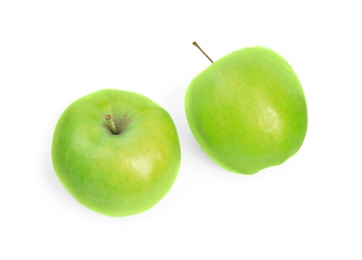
[52,89,181,216]
[185,47,307,174]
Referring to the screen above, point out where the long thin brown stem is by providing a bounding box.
[192,41,214,63]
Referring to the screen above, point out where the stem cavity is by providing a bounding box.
[105,114,118,135]
[192,41,214,63]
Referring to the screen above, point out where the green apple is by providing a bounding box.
[185,43,307,174]
[52,89,181,216]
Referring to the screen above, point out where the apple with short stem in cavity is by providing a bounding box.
[185,42,308,174]
[52,89,181,216]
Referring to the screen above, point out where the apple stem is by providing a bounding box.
[192,41,214,63]
[105,115,118,135]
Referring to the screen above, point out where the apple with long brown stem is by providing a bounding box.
[185,42,308,174]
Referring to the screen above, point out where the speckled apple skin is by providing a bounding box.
[185,47,307,174]
[52,89,181,216]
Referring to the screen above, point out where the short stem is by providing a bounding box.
[105,115,118,135]
[192,41,214,63]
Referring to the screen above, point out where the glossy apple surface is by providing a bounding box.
[185,46,307,174]
[52,89,181,216]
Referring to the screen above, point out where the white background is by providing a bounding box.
[1,1,361,259]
